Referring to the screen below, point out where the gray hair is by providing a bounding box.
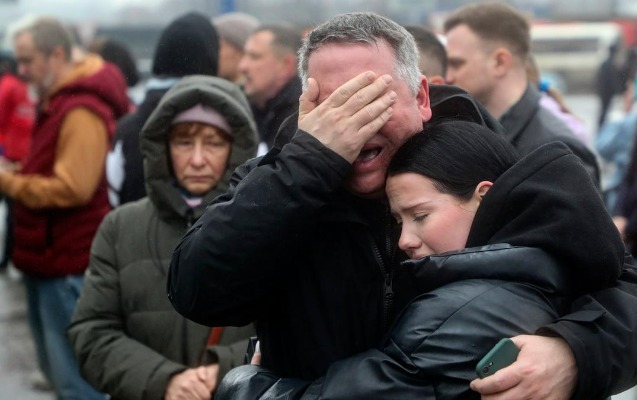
[298,12,421,95]
[14,16,73,61]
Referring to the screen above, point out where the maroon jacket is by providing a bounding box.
[12,61,128,277]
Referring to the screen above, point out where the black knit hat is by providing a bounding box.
[152,12,219,77]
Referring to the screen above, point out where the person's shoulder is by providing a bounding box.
[105,197,153,223]
[430,84,503,134]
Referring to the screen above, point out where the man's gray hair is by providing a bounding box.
[14,16,73,61]
[298,12,421,95]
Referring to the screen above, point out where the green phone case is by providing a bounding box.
[475,338,520,379]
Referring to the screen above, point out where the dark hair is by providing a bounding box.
[443,3,530,61]
[90,37,140,87]
[388,120,519,200]
[0,51,17,75]
[404,25,447,77]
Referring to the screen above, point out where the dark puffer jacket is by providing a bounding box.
[68,75,258,400]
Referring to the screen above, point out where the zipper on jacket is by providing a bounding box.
[371,209,396,333]
[371,239,394,333]
[185,209,195,229]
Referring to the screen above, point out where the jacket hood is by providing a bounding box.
[466,142,624,293]
[152,12,219,77]
[48,54,129,119]
[140,75,258,221]
[428,84,504,135]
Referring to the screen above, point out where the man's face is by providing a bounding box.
[14,31,54,96]
[238,30,289,107]
[307,41,431,199]
[445,24,496,106]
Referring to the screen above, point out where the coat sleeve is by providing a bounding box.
[167,132,352,326]
[68,211,188,400]
[215,280,562,400]
[538,256,637,399]
[202,325,256,382]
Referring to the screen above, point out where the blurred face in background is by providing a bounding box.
[445,24,497,107]
[218,38,245,83]
[13,31,57,96]
[239,30,292,108]
[169,122,232,196]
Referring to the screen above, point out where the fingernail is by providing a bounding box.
[366,71,375,81]
[382,75,393,84]
[389,91,397,100]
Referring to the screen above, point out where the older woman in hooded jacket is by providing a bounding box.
[68,75,258,400]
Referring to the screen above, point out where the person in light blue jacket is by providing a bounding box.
[595,104,637,212]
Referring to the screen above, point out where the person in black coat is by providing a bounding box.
[215,119,627,399]
[169,12,637,399]
[106,12,219,207]
[596,42,624,128]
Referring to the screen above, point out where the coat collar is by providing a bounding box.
[499,84,541,143]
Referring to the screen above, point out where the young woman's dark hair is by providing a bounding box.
[388,119,519,199]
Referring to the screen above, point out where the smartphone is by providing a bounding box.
[475,338,519,379]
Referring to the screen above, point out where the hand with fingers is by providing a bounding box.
[470,335,576,400]
[165,365,220,400]
[298,71,396,163]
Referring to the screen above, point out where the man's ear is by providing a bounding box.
[492,47,512,77]
[417,74,432,122]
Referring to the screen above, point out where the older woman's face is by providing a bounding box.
[169,123,232,196]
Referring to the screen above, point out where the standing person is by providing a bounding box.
[0,51,35,269]
[216,120,626,399]
[68,75,258,400]
[443,3,600,186]
[596,42,624,128]
[107,12,219,207]
[168,12,637,399]
[5,16,128,399]
[595,92,637,212]
[0,51,34,165]
[212,12,260,85]
[238,23,302,153]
